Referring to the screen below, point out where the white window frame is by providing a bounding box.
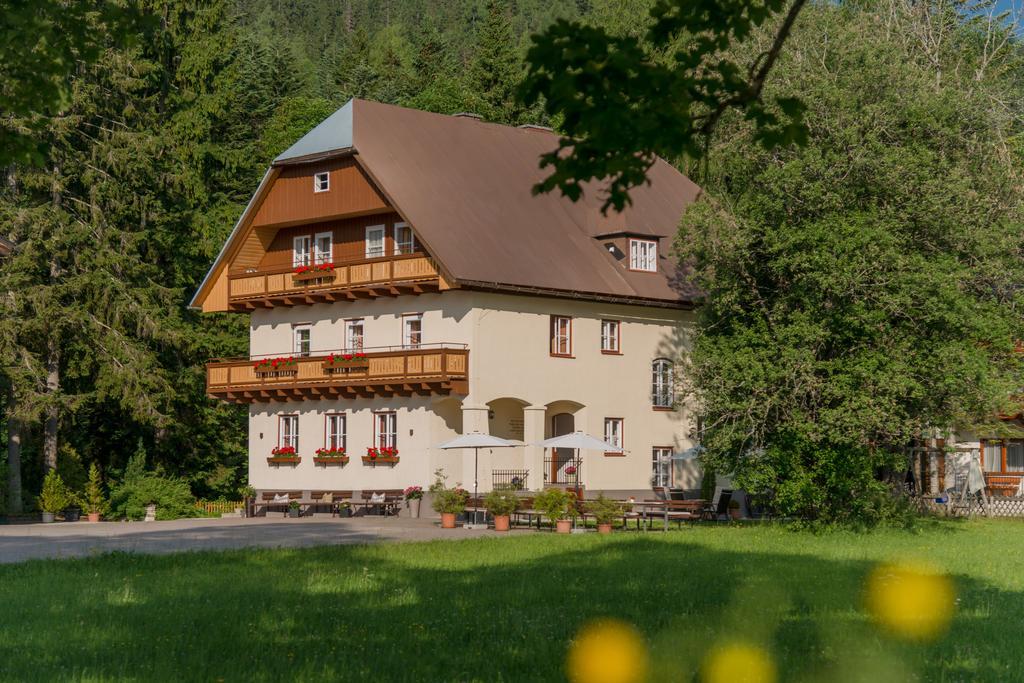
[629,238,657,272]
[314,231,333,265]
[365,225,385,259]
[375,411,397,450]
[293,235,312,268]
[652,447,672,487]
[600,319,620,353]
[279,415,299,451]
[403,313,423,349]
[293,324,312,357]
[313,171,330,193]
[346,318,364,352]
[326,413,347,452]
[652,358,674,408]
[604,418,623,452]
[394,222,415,255]
[551,316,572,357]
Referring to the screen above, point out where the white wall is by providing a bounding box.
[246,290,700,493]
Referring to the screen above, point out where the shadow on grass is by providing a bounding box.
[0,532,1019,682]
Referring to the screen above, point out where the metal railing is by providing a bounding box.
[492,469,529,491]
[543,458,582,485]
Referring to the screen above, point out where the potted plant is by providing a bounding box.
[429,470,468,528]
[240,484,256,518]
[253,356,298,375]
[404,486,423,518]
[84,463,109,523]
[483,489,520,532]
[268,446,301,464]
[323,352,369,371]
[535,488,577,533]
[39,470,72,523]
[728,498,742,520]
[363,446,399,464]
[288,500,301,518]
[314,447,349,465]
[587,494,622,534]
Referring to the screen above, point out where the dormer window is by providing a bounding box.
[629,239,657,272]
[313,171,330,193]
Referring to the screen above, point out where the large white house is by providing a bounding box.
[191,100,704,499]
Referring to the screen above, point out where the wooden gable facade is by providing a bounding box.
[197,154,448,313]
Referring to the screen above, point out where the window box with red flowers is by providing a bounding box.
[313,447,349,465]
[293,263,335,282]
[362,446,399,464]
[322,352,369,372]
[253,356,299,376]
[268,446,301,465]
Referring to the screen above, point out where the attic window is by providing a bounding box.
[314,172,330,193]
[628,239,657,272]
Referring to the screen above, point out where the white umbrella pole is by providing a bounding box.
[474,446,480,526]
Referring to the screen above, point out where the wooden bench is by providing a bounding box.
[258,491,302,516]
[309,490,354,516]
[352,490,404,516]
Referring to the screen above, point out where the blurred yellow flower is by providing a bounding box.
[702,642,777,683]
[566,619,648,683]
[865,562,955,641]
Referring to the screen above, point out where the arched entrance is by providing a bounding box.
[549,412,575,485]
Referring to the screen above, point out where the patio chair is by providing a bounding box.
[704,489,732,521]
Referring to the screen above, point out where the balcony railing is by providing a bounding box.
[227,253,442,310]
[206,343,468,403]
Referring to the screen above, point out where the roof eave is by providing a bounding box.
[271,146,356,168]
[455,279,698,310]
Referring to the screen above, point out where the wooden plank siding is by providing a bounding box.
[206,346,469,403]
[252,156,389,228]
[250,212,416,272]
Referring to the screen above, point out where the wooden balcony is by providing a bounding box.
[206,344,469,403]
[227,254,442,311]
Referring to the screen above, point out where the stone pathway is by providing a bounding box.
[0,516,523,564]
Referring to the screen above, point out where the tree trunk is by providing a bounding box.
[42,336,59,471]
[6,388,22,514]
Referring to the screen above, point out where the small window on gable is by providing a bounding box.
[314,172,330,193]
[629,239,657,272]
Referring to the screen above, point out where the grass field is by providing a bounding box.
[1,519,1021,682]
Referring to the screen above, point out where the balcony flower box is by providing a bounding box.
[363,446,399,465]
[268,446,301,465]
[323,352,369,372]
[293,263,335,282]
[253,356,298,375]
[314,447,349,465]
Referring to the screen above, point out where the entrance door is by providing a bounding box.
[550,413,574,483]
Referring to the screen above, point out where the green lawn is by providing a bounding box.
[1,520,1021,682]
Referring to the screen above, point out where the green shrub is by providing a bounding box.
[429,469,469,515]
[483,489,519,517]
[39,470,72,514]
[84,463,109,516]
[586,494,622,525]
[110,474,198,521]
[535,488,576,522]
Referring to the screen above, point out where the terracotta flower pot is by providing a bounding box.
[493,514,510,532]
[729,508,741,520]
[441,512,457,529]
[556,519,572,534]
[87,512,100,523]
[597,523,612,535]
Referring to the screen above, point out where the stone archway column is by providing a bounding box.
[523,405,547,491]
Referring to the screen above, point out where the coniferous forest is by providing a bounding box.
[1,0,1021,522]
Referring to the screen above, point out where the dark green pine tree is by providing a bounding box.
[469,0,529,124]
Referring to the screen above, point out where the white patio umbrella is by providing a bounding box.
[435,432,519,526]
[534,431,619,526]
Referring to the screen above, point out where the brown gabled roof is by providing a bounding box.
[0,236,12,256]
[191,99,702,310]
